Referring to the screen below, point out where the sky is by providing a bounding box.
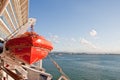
[29,0,120,53]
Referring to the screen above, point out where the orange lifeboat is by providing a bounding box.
[5,32,53,64]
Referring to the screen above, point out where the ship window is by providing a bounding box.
[6,5,17,28]
[0,15,13,32]
[10,0,19,24]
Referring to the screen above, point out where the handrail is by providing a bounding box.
[48,55,71,80]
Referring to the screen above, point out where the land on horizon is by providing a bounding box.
[50,51,120,55]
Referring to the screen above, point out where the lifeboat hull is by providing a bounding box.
[12,46,48,64]
[5,32,53,64]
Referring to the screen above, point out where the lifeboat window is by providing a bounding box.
[0,43,3,53]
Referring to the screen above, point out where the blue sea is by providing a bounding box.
[43,53,120,80]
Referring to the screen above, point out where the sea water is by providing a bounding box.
[43,53,120,80]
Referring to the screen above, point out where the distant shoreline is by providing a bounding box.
[50,52,120,55]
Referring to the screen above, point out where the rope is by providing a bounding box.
[48,55,70,80]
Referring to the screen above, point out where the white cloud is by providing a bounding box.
[71,38,76,42]
[51,35,59,43]
[90,29,97,37]
[80,38,97,49]
[48,33,60,43]
[80,38,110,53]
